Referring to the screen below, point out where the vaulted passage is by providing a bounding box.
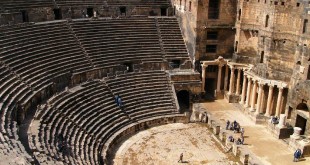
[295,103,309,135]
[177,90,190,113]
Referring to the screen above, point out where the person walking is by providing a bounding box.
[178,153,183,163]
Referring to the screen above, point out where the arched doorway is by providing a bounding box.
[177,90,190,113]
[295,103,309,135]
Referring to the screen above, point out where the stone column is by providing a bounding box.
[224,65,229,91]
[250,80,257,111]
[228,66,235,94]
[240,75,247,105]
[201,64,207,92]
[276,114,286,128]
[265,85,274,117]
[245,77,252,107]
[256,83,264,115]
[275,87,284,117]
[235,69,241,95]
[217,64,223,92]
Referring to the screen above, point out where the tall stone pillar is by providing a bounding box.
[275,87,284,117]
[236,69,241,95]
[201,64,207,92]
[256,83,264,115]
[224,65,228,91]
[228,66,235,94]
[265,85,274,117]
[240,75,247,105]
[245,77,252,107]
[250,80,257,111]
[217,64,223,92]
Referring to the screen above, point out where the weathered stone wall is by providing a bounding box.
[235,0,304,82]
[235,0,310,134]
[0,7,55,24]
[195,0,236,61]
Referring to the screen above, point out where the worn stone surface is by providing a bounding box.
[113,123,235,165]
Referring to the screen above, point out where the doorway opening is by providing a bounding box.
[295,103,309,135]
[53,8,62,20]
[170,60,181,68]
[177,90,190,113]
[205,78,216,99]
[87,8,93,17]
[120,6,126,16]
[124,63,133,72]
[21,10,29,22]
[296,115,307,135]
[161,7,167,16]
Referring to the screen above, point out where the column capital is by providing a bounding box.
[229,65,235,70]
[201,64,208,68]
[258,83,264,88]
[218,63,225,68]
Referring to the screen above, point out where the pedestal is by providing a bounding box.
[290,127,302,139]
[276,114,286,128]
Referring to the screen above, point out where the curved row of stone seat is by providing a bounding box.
[105,70,179,120]
[0,21,93,91]
[157,17,189,59]
[0,64,34,164]
[30,70,179,164]
[31,80,133,164]
[70,18,164,68]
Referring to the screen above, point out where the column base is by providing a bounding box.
[267,122,294,139]
[215,90,224,99]
[254,111,260,116]
[249,108,255,112]
[224,92,240,103]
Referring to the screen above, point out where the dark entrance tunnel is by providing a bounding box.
[177,90,190,113]
[295,103,309,135]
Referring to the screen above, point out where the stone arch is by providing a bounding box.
[296,102,308,111]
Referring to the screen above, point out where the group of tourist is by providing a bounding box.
[226,120,245,145]
[226,120,241,133]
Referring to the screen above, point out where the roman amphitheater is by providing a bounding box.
[0,0,309,164]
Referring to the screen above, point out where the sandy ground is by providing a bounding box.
[113,123,237,165]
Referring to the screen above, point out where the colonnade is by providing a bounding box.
[232,71,287,117]
[201,59,287,117]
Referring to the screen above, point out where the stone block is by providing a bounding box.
[213,125,220,135]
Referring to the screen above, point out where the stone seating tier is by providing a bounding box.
[31,71,179,164]
[0,17,189,164]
